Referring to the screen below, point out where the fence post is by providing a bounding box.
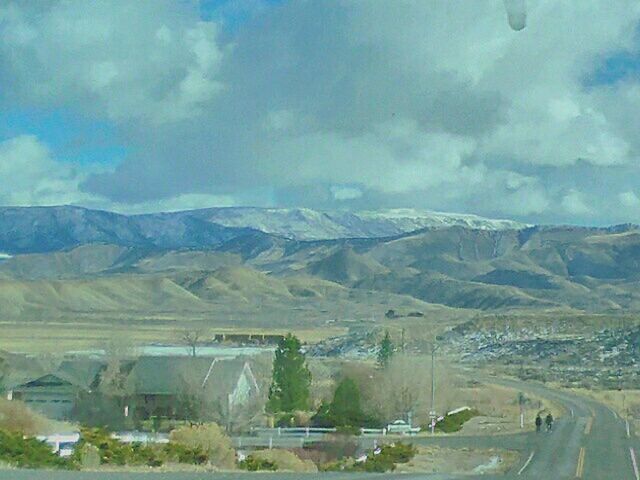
[269,436,273,449]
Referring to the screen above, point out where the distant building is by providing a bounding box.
[124,356,262,423]
[4,359,105,420]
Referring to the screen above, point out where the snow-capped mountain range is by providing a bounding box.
[0,205,528,254]
[190,207,529,240]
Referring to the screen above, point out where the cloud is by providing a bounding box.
[330,186,363,201]
[619,191,640,208]
[561,190,592,216]
[2,0,640,225]
[0,1,226,123]
[0,135,97,206]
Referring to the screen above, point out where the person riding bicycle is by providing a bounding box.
[535,414,542,433]
[545,413,553,432]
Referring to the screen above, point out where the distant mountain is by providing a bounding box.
[183,207,529,240]
[0,206,260,254]
[3,219,640,316]
[6,205,640,317]
[0,205,528,254]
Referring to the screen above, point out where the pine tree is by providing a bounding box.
[267,334,312,413]
[377,330,394,368]
[312,378,377,428]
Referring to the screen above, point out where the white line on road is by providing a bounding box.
[518,451,535,476]
[570,408,574,418]
[627,419,631,438]
[631,448,640,480]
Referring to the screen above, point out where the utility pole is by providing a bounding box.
[426,341,440,434]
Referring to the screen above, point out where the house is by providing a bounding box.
[125,356,262,423]
[4,359,105,420]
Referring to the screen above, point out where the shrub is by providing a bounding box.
[351,442,417,473]
[73,428,164,468]
[434,409,480,433]
[77,443,101,469]
[320,458,351,471]
[311,434,358,462]
[169,423,235,469]
[73,428,128,466]
[0,399,56,435]
[251,449,317,472]
[0,430,70,469]
[239,455,277,471]
[162,443,208,465]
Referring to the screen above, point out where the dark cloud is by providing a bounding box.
[2,0,640,225]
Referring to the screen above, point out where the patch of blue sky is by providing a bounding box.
[584,23,640,88]
[584,51,640,87]
[199,0,283,31]
[0,108,126,166]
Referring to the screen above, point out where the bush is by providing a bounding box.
[0,399,56,435]
[434,409,480,433]
[0,430,70,469]
[169,423,235,469]
[251,449,317,472]
[162,443,208,465]
[77,443,101,469]
[320,458,352,471]
[72,428,164,468]
[351,442,417,473]
[312,434,358,462]
[239,455,278,471]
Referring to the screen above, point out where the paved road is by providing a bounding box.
[0,378,634,479]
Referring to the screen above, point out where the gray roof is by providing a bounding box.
[126,356,249,396]
[4,358,105,391]
[56,359,106,389]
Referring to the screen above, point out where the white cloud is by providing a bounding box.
[2,1,640,224]
[0,1,226,123]
[0,135,97,206]
[619,191,640,208]
[107,193,237,214]
[561,190,592,216]
[330,186,363,201]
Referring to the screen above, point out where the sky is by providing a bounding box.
[2,0,640,225]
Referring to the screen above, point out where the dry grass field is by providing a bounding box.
[0,321,347,353]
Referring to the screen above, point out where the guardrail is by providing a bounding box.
[250,427,337,437]
[250,427,398,437]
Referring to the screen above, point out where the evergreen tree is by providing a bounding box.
[267,334,311,413]
[377,330,394,367]
[312,378,377,428]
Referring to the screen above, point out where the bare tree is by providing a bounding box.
[181,328,207,357]
[365,354,457,426]
[100,333,138,398]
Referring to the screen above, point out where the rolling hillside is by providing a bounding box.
[3,206,640,322]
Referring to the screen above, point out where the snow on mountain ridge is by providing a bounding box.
[191,207,528,240]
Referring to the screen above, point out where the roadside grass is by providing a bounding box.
[564,387,640,422]
[395,446,519,475]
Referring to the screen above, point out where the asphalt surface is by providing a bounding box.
[0,378,635,479]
